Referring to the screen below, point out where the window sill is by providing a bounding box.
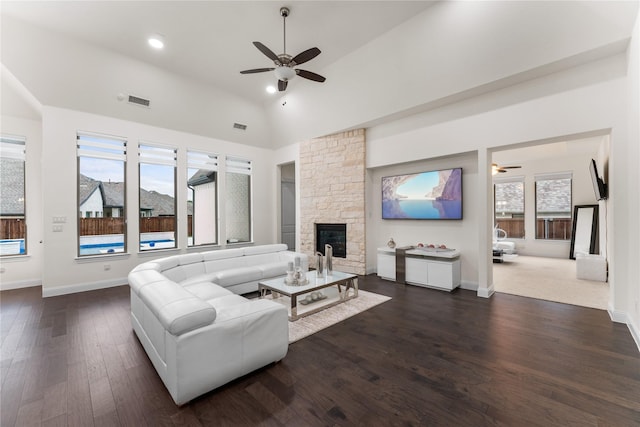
[0,254,31,263]
[187,244,221,252]
[75,253,131,263]
[137,248,181,257]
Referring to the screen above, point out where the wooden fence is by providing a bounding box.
[495,218,525,239]
[2,217,194,239]
[495,217,572,240]
[0,219,25,239]
[535,218,572,240]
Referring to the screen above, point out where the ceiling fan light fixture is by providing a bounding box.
[274,66,296,81]
[266,85,277,94]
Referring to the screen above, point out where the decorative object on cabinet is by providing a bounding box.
[387,238,396,248]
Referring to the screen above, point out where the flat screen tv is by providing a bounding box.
[589,158,608,201]
[382,168,462,220]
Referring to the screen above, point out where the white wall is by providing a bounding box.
[0,115,43,290]
[625,6,640,349]
[366,54,631,306]
[38,106,275,296]
[1,15,272,149]
[267,1,638,147]
[492,142,604,258]
[366,152,479,289]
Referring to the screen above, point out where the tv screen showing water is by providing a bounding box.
[382,168,462,220]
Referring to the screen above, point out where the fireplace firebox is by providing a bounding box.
[316,223,346,258]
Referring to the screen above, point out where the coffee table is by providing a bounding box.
[259,270,358,321]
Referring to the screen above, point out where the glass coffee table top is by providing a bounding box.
[259,270,358,321]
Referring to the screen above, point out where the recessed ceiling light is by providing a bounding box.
[266,85,277,94]
[148,34,165,49]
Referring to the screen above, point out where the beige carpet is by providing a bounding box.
[286,290,391,343]
[493,255,608,310]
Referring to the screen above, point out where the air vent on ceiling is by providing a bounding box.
[233,123,247,131]
[128,95,151,108]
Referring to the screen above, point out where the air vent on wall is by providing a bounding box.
[128,95,151,107]
[233,122,247,130]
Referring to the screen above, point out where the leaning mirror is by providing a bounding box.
[569,204,598,260]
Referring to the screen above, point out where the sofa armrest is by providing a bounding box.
[165,299,288,404]
[139,280,216,335]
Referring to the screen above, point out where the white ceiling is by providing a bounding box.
[0,1,435,105]
[1,1,637,149]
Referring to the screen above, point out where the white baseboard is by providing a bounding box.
[607,303,640,353]
[628,321,640,353]
[477,284,495,298]
[607,303,628,323]
[0,279,41,291]
[42,277,127,297]
[460,280,478,291]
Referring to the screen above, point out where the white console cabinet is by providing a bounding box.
[377,247,461,291]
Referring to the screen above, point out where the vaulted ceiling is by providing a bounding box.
[1,1,638,149]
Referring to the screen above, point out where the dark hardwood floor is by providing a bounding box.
[2,275,639,426]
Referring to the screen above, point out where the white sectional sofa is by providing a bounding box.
[128,244,308,405]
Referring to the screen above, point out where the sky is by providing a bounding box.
[81,157,176,197]
[396,171,439,199]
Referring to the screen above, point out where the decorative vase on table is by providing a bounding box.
[387,238,396,249]
[325,244,333,276]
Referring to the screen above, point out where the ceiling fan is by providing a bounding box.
[240,6,326,92]
[492,163,522,175]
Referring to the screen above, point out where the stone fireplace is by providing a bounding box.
[299,129,366,274]
[316,223,347,258]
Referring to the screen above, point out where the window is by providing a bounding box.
[139,143,177,251]
[535,173,572,240]
[0,135,26,256]
[187,150,218,246]
[494,178,525,239]
[225,156,252,244]
[77,132,127,256]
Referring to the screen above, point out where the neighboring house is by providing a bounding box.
[78,174,103,218]
[80,174,190,218]
[0,157,25,219]
[102,181,125,217]
[188,169,217,245]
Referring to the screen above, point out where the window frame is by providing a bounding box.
[493,176,525,239]
[138,142,178,252]
[534,172,573,241]
[76,132,127,257]
[224,156,253,245]
[187,150,219,247]
[0,135,27,257]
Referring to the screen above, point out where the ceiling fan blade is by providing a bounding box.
[278,79,288,91]
[296,69,326,82]
[291,47,321,66]
[253,41,279,62]
[498,169,508,173]
[240,68,275,74]
[502,166,522,169]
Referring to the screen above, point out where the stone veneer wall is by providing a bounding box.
[299,129,366,274]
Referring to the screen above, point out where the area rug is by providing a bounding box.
[286,290,391,343]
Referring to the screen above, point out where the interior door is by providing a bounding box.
[281,181,296,251]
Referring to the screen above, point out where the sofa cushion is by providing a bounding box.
[211,267,262,287]
[183,282,233,300]
[206,294,248,310]
[257,262,288,278]
[202,248,245,261]
[243,244,287,256]
[129,269,167,294]
[140,280,216,335]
